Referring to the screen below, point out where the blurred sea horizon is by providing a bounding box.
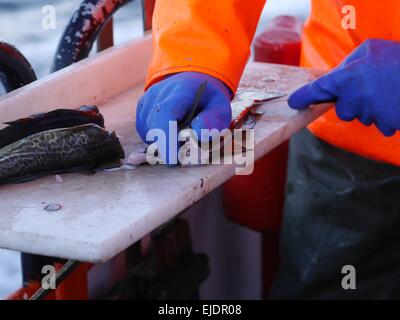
[0,0,310,299]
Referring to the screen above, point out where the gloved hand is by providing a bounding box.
[136,72,232,164]
[288,39,400,136]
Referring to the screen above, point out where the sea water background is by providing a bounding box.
[0,0,310,299]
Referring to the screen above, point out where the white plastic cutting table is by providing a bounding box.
[0,36,331,263]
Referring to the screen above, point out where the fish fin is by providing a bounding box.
[4,114,45,127]
[4,107,103,128]
[3,109,69,127]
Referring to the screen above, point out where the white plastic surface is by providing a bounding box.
[0,37,331,262]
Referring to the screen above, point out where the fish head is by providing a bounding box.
[77,105,105,128]
[79,105,100,113]
[81,124,125,160]
[83,124,110,143]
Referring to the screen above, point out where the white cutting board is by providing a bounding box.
[0,36,332,262]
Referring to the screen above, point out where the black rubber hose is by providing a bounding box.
[0,40,48,287]
[51,0,133,72]
[0,39,37,92]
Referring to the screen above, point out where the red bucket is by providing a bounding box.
[224,15,303,232]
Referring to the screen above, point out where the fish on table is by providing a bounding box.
[0,106,124,185]
[0,105,104,149]
[0,124,124,185]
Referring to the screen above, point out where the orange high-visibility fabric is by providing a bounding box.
[146,0,400,166]
[301,1,400,166]
[145,0,266,92]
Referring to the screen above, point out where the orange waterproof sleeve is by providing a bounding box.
[145,0,266,93]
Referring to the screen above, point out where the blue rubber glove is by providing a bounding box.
[288,39,400,137]
[136,72,232,164]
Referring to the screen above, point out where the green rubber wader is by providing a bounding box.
[269,129,400,299]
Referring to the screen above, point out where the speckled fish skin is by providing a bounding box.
[0,124,125,185]
[0,105,105,150]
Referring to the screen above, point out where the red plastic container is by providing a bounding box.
[224,15,303,232]
[254,15,303,66]
[223,15,303,297]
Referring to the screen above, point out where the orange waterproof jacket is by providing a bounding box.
[146,0,400,166]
